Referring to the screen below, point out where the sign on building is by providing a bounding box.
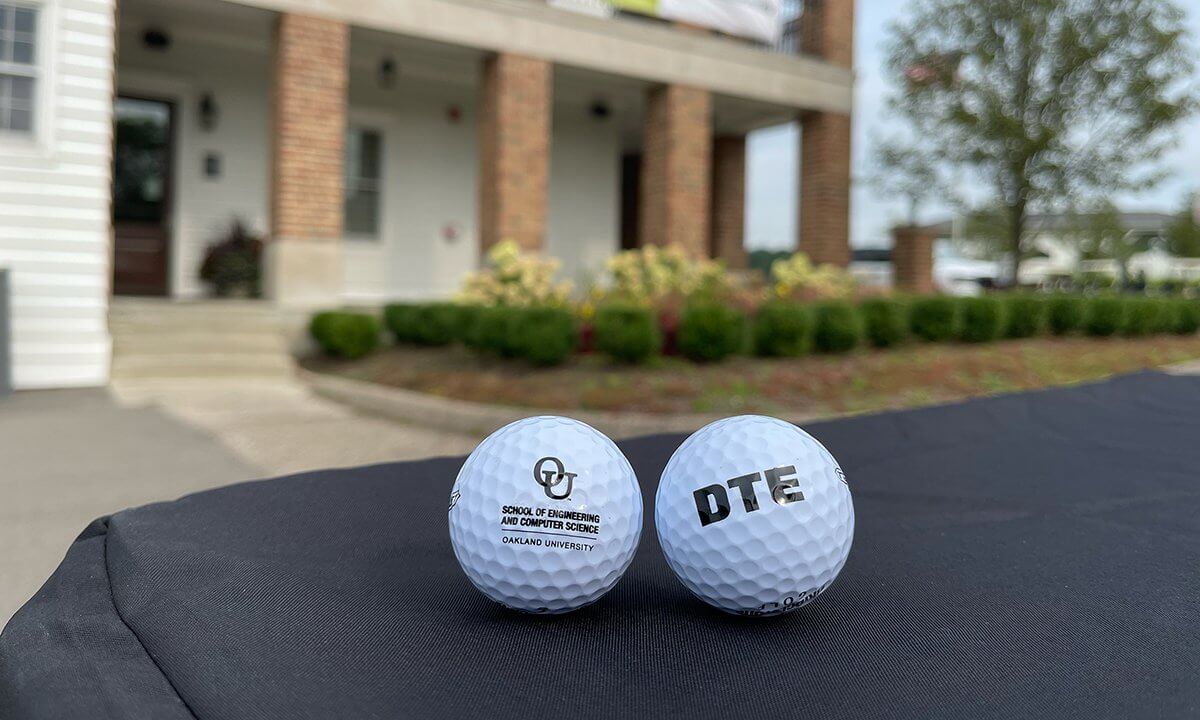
[608,0,784,43]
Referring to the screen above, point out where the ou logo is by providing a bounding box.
[533,456,577,500]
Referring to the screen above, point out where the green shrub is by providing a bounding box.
[383,303,420,343]
[1083,296,1125,337]
[1153,298,1179,334]
[677,302,746,362]
[453,305,484,344]
[909,296,958,342]
[413,303,466,346]
[1002,294,1045,338]
[386,303,476,346]
[509,307,578,366]
[309,311,380,360]
[958,296,1004,343]
[753,301,812,357]
[1046,295,1085,335]
[1168,299,1200,335]
[470,306,521,357]
[592,304,662,363]
[812,301,864,354]
[858,297,907,348]
[1120,297,1162,337]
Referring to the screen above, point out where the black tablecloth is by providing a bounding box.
[3,371,1200,719]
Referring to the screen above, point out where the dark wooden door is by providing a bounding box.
[112,96,173,296]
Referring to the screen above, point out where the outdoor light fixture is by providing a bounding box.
[198,93,219,132]
[142,28,171,51]
[378,58,397,89]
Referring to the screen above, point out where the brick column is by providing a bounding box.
[268,13,348,306]
[798,0,854,267]
[710,135,746,268]
[639,84,712,257]
[479,53,551,254]
[892,225,936,294]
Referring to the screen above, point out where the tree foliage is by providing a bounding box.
[886,0,1196,282]
[871,136,942,226]
[1165,195,1200,258]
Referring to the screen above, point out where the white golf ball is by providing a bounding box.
[656,415,854,616]
[448,416,643,613]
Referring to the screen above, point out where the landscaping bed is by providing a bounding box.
[304,243,1200,417]
[303,335,1200,417]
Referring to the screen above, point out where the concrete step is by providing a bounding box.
[110,353,295,380]
[112,333,290,355]
[109,315,285,333]
[108,299,296,381]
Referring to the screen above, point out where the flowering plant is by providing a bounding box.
[769,252,855,300]
[456,240,573,307]
[603,244,730,306]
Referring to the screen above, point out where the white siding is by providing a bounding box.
[0,0,115,389]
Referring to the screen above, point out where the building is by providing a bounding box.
[932,212,1200,287]
[849,246,998,296]
[1,0,855,389]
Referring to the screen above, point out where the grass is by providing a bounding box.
[304,335,1200,417]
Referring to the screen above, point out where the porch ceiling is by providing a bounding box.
[119,0,274,51]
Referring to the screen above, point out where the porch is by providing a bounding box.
[112,0,849,306]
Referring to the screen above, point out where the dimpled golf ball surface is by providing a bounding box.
[448,416,643,613]
[656,415,854,616]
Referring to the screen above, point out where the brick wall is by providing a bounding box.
[800,111,852,267]
[640,84,712,257]
[892,225,936,294]
[800,0,855,67]
[710,135,746,268]
[479,53,551,253]
[798,0,854,267]
[271,13,348,242]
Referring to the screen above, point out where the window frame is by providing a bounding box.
[0,0,40,135]
[343,124,384,242]
[0,0,53,150]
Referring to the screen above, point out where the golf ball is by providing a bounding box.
[656,415,854,616]
[448,416,643,613]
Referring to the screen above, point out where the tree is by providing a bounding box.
[870,136,941,227]
[1165,194,1200,258]
[885,0,1196,284]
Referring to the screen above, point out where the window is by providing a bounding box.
[0,2,37,133]
[344,128,381,237]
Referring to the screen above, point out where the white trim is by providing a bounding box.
[0,0,57,156]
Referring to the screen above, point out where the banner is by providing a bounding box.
[607,0,782,44]
[609,0,657,13]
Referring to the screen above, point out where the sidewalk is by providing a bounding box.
[1,382,479,625]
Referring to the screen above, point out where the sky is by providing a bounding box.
[745,0,1200,250]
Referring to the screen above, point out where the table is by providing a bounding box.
[3,371,1198,719]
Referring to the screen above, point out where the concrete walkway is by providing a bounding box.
[1,381,479,625]
[110,378,480,476]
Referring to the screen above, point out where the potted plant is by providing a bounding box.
[198,220,263,298]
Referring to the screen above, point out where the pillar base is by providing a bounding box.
[892,226,936,294]
[264,239,342,308]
